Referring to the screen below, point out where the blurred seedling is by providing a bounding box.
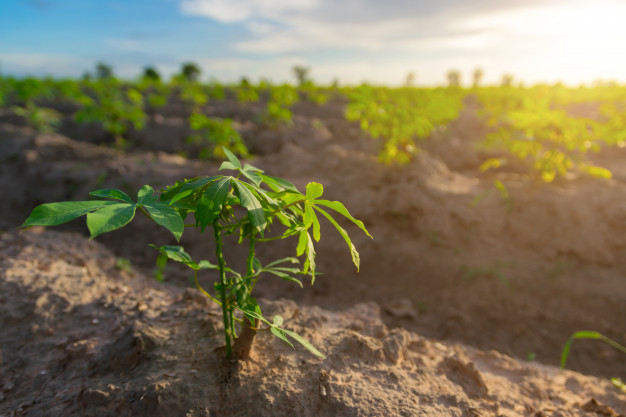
[21,148,371,360]
[115,257,134,275]
[561,331,626,393]
[460,261,510,288]
[187,113,249,159]
[470,179,513,212]
[13,102,61,133]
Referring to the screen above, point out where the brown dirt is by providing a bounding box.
[0,95,625,416]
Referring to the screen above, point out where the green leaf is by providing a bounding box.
[273,315,284,327]
[222,147,242,170]
[479,158,506,172]
[282,328,325,358]
[296,230,308,257]
[303,231,316,280]
[259,174,299,192]
[271,327,294,348]
[305,182,324,200]
[241,163,264,186]
[143,202,184,241]
[304,205,321,241]
[264,257,299,269]
[314,206,360,271]
[314,199,372,238]
[233,180,267,235]
[196,177,231,231]
[86,203,137,239]
[89,189,134,204]
[561,331,626,369]
[20,201,118,228]
[263,269,303,288]
[165,176,221,205]
[219,161,238,171]
[149,244,193,263]
[137,185,156,205]
[583,165,612,179]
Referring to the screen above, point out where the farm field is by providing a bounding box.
[1,76,625,416]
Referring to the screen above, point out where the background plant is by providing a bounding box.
[187,113,248,159]
[345,85,465,163]
[262,84,299,126]
[75,78,146,148]
[561,331,626,393]
[21,149,371,360]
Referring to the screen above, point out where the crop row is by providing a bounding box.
[2,73,626,182]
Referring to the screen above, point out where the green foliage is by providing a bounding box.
[262,85,299,126]
[21,149,371,359]
[236,83,260,104]
[75,79,146,147]
[13,101,61,133]
[179,81,208,110]
[187,112,248,159]
[475,85,618,182]
[345,85,465,163]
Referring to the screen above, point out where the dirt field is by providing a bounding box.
[0,96,625,416]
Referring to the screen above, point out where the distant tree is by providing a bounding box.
[447,70,461,87]
[142,66,161,82]
[501,73,514,86]
[180,62,201,82]
[404,71,416,87]
[95,62,114,79]
[472,68,484,88]
[239,77,251,87]
[81,71,92,82]
[292,65,311,86]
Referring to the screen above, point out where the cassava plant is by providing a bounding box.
[20,149,371,360]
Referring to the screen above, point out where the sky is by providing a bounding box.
[1,0,626,86]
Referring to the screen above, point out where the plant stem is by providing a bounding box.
[234,235,259,360]
[213,220,232,357]
[246,235,255,285]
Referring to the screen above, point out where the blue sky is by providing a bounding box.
[2,0,626,86]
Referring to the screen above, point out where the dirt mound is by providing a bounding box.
[0,230,624,416]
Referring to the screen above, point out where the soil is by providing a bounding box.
[0,95,625,416]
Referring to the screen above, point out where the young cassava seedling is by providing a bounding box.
[20,149,371,359]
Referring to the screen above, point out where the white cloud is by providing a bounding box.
[178,0,557,61]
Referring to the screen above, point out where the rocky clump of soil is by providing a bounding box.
[1,229,624,417]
